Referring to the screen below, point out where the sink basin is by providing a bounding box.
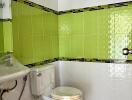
[0,54,30,83]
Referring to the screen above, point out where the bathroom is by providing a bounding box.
[0,0,132,100]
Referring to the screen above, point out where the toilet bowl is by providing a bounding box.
[51,86,82,100]
[30,64,82,100]
[43,86,82,100]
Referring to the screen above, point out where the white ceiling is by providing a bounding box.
[58,0,132,11]
[29,0,131,11]
[29,0,58,11]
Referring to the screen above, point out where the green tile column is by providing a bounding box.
[0,21,13,56]
[3,21,13,53]
[0,21,4,56]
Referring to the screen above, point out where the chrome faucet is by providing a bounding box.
[0,3,5,8]
[0,53,13,66]
[122,48,132,55]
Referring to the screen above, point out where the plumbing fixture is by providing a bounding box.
[0,3,5,8]
[0,52,13,66]
[0,80,17,100]
[0,76,27,100]
[122,48,132,55]
[18,76,27,100]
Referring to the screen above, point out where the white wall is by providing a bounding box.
[1,61,132,100]
[0,0,2,18]
[0,61,59,100]
[57,61,132,100]
[0,0,12,19]
[29,0,58,11]
[29,0,131,11]
[58,0,131,11]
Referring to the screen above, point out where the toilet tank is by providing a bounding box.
[30,64,55,96]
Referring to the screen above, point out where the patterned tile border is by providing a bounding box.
[0,19,12,22]
[12,0,132,15]
[26,57,132,67]
[26,58,59,68]
[59,57,132,64]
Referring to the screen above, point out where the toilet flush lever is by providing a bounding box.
[122,48,132,55]
[37,73,42,77]
[0,3,5,8]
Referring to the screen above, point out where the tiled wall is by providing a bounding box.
[0,21,13,55]
[0,21,4,55]
[12,1,59,64]
[3,21,13,53]
[59,5,132,60]
[58,61,132,100]
[10,1,132,64]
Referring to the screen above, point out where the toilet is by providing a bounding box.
[30,64,82,100]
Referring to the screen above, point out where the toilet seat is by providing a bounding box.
[51,86,82,100]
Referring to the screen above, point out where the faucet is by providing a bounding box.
[122,48,132,55]
[0,53,13,66]
[0,0,5,8]
[0,2,5,8]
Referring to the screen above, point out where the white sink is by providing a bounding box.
[0,54,30,83]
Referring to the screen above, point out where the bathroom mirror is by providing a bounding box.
[0,0,12,19]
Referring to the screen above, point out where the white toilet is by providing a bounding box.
[30,64,82,100]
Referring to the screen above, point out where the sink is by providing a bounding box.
[0,54,30,83]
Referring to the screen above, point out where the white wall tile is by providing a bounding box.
[57,61,132,100]
[0,0,12,19]
[1,61,132,100]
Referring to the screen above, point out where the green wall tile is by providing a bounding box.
[12,1,58,64]
[0,21,13,54]
[71,35,84,58]
[0,21,4,55]
[11,1,132,64]
[58,5,132,60]
[3,21,13,53]
[59,36,72,57]
[72,13,84,36]
[58,14,72,36]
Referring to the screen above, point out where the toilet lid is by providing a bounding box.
[51,86,82,99]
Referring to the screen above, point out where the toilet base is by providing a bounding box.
[32,95,53,100]
[32,95,43,100]
[43,96,54,100]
